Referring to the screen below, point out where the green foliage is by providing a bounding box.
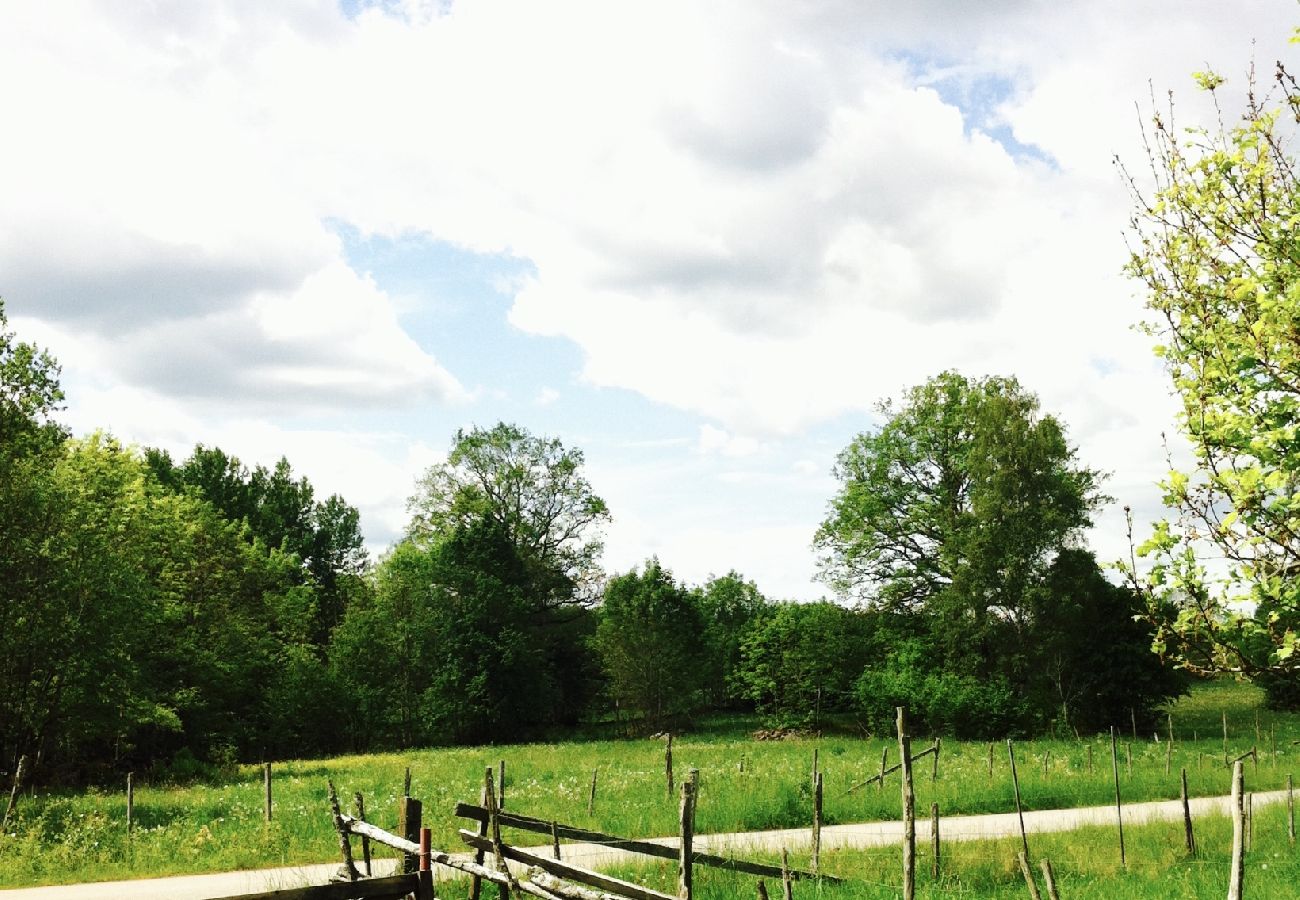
[594,559,708,730]
[408,422,610,608]
[733,601,868,730]
[1122,56,1300,679]
[692,571,768,708]
[815,371,1104,640]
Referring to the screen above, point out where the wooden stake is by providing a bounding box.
[1165,739,1171,776]
[930,802,940,880]
[399,795,422,876]
[1130,707,1137,741]
[1087,744,1092,774]
[1228,760,1244,900]
[1016,851,1042,900]
[811,771,822,876]
[756,880,769,900]
[678,779,695,900]
[1180,767,1196,855]
[1246,791,1253,852]
[1042,750,1050,780]
[1168,712,1174,746]
[931,738,940,783]
[263,762,273,823]
[1110,727,1126,869]
[879,744,889,791]
[811,748,819,792]
[588,768,598,816]
[126,772,134,837]
[469,772,487,899]
[354,792,372,876]
[988,742,994,778]
[1223,711,1230,767]
[1039,859,1060,900]
[1125,742,1132,777]
[552,820,561,860]
[898,707,915,900]
[499,760,507,810]
[1008,740,1029,862]
[485,766,513,900]
[326,779,359,882]
[1288,773,1295,845]
[404,766,412,798]
[780,849,793,900]
[666,734,674,800]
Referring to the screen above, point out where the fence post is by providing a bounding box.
[1288,773,1295,845]
[588,768,598,816]
[552,820,562,859]
[326,779,358,882]
[1110,727,1126,869]
[1228,760,1245,900]
[930,802,940,880]
[354,792,372,877]
[811,771,822,875]
[898,707,915,900]
[678,778,696,900]
[666,733,674,800]
[499,760,506,810]
[126,772,134,838]
[1039,858,1060,900]
[879,745,889,791]
[399,795,422,876]
[1017,851,1042,900]
[264,763,273,823]
[1180,767,1196,855]
[932,738,940,783]
[417,827,434,900]
[468,769,487,899]
[1008,740,1029,863]
[780,848,793,900]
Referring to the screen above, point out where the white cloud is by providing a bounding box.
[535,387,561,406]
[3,0,1295,595]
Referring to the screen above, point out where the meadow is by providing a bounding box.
[0,680,1295,890]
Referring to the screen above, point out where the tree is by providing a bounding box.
[1121,51,1300,688]
[594,559,706,731]
[733,601,867,730]
[815,371,1105,673]
[407,423,610,608]
[693,572,769,709]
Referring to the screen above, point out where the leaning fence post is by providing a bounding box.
[588,767,598,816]
[678,778,696,900]
[879,745,889,791]
[1228,760,1245,900]
[1016,851,1042,900]
[1039,858,1061,900]
[326,779,359,882]
[1008,740,1029,863]
[1180,767,1196,855]
[898,707,915,900]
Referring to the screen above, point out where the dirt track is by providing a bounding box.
[1,789,1288,899]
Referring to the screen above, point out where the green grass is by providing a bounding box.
[609,803,1300,899]
[1,679,1296,888]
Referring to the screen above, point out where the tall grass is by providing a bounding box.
[0,680,1294,888]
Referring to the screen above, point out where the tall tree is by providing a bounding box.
[407,423,610,608]
[815,371,1105,674]
[1122,53,1300,690]
[594,559,706,731]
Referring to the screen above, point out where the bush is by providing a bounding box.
[854,666,1033,738]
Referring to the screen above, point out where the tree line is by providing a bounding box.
[0,306,1184,785]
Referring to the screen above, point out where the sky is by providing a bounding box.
[2,0,1296,600]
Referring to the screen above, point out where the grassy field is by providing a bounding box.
[0,680,1296,889]
[612,802,1300,899]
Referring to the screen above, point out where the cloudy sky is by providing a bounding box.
[2,0,1296,599]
